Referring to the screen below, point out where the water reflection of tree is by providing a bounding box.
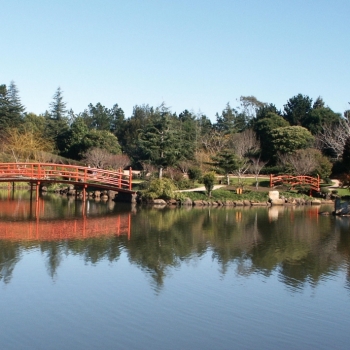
[1,206,350,293]
[66,236,123,264]
[251,207,341,292]
[333,217,350,292]
[41,241,63,279]
[0,241,21,284]
[125,208,199,291]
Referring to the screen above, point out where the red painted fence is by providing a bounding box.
[270,174,320,191]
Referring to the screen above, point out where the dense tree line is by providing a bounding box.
[1,81,349,180]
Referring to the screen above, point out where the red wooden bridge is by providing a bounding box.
[270,174,320,192]
[0,162,135,201]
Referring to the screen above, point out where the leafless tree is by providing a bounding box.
[177,160,193,175]
[140,161,158,178]
[82,148,111,169]
[83,148,130,170]
[316,118,350,159]
[165,166,184,181]
[278,149,318,175]
[232,129,260,158]
[200,129,228,154]
[231,129,260,185]
[107,154,130,170]
[249,155,268,189]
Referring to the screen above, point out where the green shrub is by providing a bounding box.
[320,187,329,194]
[203,172,216,197]
[324,178,333,185]
[176,178,194,190]
[142,178,177,200]
[260,165,284,175]
[188,167,202,181]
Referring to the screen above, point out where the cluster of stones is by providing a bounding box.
[53,185,117,201]
[149,198,271,207]
[267,191,327,206]
[147,190,333,207]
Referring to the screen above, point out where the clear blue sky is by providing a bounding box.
[2,0,349,120]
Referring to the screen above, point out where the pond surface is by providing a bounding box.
[1,191,350,349]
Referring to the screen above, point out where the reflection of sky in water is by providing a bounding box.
[1,248,350,350]
[1,199,350,349]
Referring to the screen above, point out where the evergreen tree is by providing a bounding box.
[0,82,25,131]
[215,103,240,134]
[254,112,289,161]
[119,104,156,162]
[255,103,281,121]
[211,150,238,185]
[8,81,25,125]
[50,87,67,121]
[45,87,69,151]
[283,94,312,126]
[177,110,197,160]
[0,84,10,130]
[138,109,181,178]
[110,103,125,135]
[81,102,112,131]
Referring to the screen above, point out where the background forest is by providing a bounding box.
[1,81,349,185]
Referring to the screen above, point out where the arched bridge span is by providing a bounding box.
[0,163,135,201]
[270,174,320,192]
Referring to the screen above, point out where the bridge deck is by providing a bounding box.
[0,162,135,193]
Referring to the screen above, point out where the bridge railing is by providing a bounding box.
[270,174,320,191]
[0,163,133,190]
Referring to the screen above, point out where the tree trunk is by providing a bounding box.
[158,166,163,179]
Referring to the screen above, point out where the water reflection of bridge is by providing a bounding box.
[0,196,132,241]
[0,214,131,241]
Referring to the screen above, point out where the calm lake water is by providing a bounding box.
[1,191,350,349]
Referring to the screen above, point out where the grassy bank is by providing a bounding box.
[182,187,313,203]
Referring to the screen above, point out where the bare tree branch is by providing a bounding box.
[316,118,350,159]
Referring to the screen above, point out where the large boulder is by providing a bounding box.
[152,199,167,205]
[269,191,280,201]
[182,197,193,206]
[271,198,286,205]
[251,202,268,206]
[334,198,350,215]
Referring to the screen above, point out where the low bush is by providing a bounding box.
[176,178,194,190]
[188,167,202,181]
[203,172,216,197]
[141,178,178,200]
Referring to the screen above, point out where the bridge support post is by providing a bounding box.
[36,181,40,202]
[83,185,87,202]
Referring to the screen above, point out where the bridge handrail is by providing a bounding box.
[270,174,320,191]
[0,162,133,190]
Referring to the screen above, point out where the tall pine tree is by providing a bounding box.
[0,81,25,131]
[45,87,70,151]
